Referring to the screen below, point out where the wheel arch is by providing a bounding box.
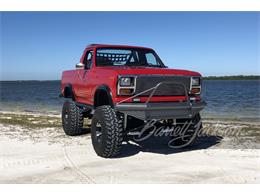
[63,84,75,100]
[94,85,114,108]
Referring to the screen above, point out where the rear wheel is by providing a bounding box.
[62,100,84,136]
[91,105,123,158]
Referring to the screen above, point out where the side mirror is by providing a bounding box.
[75,63,84,69]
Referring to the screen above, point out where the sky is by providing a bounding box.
[0,12,259,80]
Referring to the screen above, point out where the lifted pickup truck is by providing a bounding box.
[61,44,206,158]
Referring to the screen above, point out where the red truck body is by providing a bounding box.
[61,44,202,106]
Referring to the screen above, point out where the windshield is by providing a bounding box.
[96,48,164,67]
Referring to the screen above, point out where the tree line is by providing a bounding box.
[203,75,260,80]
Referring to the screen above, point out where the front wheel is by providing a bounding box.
[91,105,123,158]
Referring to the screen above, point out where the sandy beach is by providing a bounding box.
[0,112,260,183]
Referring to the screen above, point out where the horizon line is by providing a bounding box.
[0,75,260,82]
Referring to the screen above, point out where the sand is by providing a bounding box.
[0,112,260,183]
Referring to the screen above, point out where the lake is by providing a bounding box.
[0,80,259,121]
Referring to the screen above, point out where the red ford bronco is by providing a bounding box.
[61,44,206,158]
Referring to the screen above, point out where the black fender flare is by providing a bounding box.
[63,84,75,100]
[94,85,114,108]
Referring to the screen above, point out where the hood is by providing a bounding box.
[95,66,201,77]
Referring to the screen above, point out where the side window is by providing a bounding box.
[145,53,158,66]
[83,50,93,69]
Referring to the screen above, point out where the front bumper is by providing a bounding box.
[115,80,206,120]
[115,101,207,120]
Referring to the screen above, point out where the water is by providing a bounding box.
[0,81,63,115]
[0,80,259,120]
[201,80,260,120]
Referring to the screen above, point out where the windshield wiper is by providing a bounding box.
[125,62,148,66]
[126,63,161,67]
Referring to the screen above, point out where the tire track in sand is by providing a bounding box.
[63,146,96,184]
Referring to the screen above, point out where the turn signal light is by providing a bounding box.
[119,88,134,95]
[191,87,201,94]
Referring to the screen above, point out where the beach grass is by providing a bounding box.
[0,112,92,129]
[0,112,61,129]
[0,112,259,142]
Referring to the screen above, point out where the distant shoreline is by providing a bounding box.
[0,75,260,82]
[203,75,260,80]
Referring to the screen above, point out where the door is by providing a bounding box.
[75,50,93,104]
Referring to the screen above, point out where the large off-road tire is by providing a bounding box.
[62,100,84,136]
[91,105,123,158]
[170,113,202,147]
